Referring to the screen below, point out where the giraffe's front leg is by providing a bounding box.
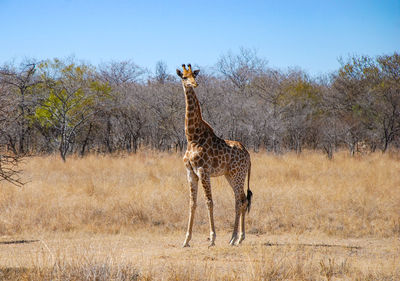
[199,170,216,247]
[183,162,199,248]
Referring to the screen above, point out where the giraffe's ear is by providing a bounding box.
[176,69,183,78]
[193,69,200,78]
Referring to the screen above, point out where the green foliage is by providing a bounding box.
[90,80,112,99]
[32,59,110,128]
[28,58,113,160]
[278,77,320,108]
[34,90,60,127]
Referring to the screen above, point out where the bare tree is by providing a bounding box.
[93,60,147,153]
[0,83,23,186]
[153,60,174,84]
[317,83,345,159]
[217,47,267,94]
[334,53,400,153]
[249,69,286,152]
[333,56,374,154]
[375,53,400,152]
[281,69,320,154]
[145,82,185,151]
[0,59,40,154]
[98,60,146,86]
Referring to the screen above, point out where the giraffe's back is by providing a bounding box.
[185,134,250,178]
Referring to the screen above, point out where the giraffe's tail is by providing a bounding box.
[246,161,253,214]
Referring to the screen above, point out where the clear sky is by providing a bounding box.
[0,0,399,76]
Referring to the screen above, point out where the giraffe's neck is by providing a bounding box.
[184,86,206,142]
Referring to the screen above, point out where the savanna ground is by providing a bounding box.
[0,151,399,280]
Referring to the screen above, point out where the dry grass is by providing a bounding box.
[0,150,399,280]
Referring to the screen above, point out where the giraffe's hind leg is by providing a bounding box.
[236,192,248,245]
[183,160,199,247]
[229,197,240,245]
[225,173,246,246]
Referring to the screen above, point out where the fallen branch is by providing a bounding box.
[0,154,24,187]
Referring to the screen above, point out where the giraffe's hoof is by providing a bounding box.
[236,236,245,245]
[208,242,215,248]
[182,243,190,248]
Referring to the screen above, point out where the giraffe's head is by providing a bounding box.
[176,64,200,88]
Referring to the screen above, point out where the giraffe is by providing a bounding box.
[176,64,253,247]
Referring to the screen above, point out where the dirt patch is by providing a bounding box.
[0,231,399,280]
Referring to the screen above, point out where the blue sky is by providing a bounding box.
[0,0,399,76]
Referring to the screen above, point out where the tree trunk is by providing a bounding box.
[348,142,355,157]
[323,143,333,160]
[80,123,93,157]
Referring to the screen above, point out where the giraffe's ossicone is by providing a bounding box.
[177,64,253,247]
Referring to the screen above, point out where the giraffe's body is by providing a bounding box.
[177,64,252,247]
